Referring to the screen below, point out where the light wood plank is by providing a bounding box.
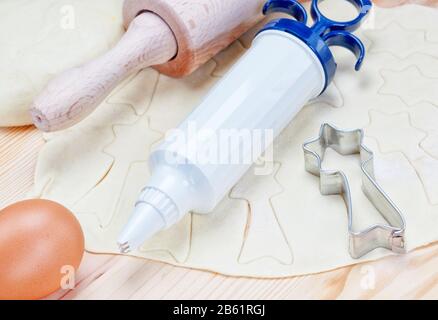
[2,123,438,300]
[3,1,438,300]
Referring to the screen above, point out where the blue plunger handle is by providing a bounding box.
[262,0,372,71]
[310,0,372,34]
[311,0,372,70]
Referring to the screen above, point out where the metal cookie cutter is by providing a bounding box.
[303,123,406,259]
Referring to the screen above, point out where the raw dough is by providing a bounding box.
[0,0,124,126]
[30,4,438,277]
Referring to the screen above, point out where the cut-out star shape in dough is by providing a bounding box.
[379,66,438,106]
[367,111,438,204]
[73,115,162,229]
[230,162,293,265]
[366,23,433,59]
[410,102,438,133]
[366,111,426,159]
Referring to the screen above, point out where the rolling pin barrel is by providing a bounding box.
[123,0,265,77]
[30,0,265,132]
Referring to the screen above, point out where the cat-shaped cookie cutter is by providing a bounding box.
[303,123,406,259]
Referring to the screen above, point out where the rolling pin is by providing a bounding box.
[30,0,265,132]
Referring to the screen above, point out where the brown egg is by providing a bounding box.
[0,199,84,300]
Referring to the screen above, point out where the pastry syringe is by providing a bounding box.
[30,0,266,132]
[117,0,373,252]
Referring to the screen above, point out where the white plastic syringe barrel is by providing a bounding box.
[144,30,326,224]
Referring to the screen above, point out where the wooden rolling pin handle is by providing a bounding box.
[30,12,177,132]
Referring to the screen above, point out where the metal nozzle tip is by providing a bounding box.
[118,241,131,254]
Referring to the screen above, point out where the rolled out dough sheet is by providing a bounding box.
[0,0,124,126]
[30,4,438,277]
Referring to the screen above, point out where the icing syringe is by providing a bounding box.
[117,0,373,252]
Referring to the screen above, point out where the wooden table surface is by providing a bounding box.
[2,0,438,300]
[2,126,438,300]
